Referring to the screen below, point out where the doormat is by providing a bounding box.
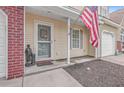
[36,60,53,66]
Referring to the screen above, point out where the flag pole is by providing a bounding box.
[71,6,100,59]
[71,6,100,58]
[71,6,86,27]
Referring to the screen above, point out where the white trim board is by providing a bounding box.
[0,9,8,79]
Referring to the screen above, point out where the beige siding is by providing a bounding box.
[25,12,94,60]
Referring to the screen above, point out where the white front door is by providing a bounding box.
[0,10,6,78]
[36,23,52,61]
[102,31,115,57]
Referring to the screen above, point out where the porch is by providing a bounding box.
[25,56,96,75]
[24,6,96,75]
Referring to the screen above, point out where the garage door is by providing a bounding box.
[102,32,115,57]
[0,10,6,78]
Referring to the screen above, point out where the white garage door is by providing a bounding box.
[0,10,7,78]
[102,32,115,57]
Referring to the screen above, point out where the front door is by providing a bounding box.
[37,23,52,61]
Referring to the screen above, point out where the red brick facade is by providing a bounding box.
[0,6,24,79]
[116,41,122,52]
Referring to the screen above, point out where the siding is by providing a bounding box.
[25,12,95,60]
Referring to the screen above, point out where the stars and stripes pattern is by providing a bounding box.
[80,6,99,48]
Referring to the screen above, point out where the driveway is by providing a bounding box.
[102,54,124,66]
[0,68,82,87]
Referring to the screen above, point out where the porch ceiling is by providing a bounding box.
[25,6,84,25]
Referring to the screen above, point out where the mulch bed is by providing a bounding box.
[63,60,124,87]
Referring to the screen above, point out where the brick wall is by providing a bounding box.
[116,41,122,52]
[0,6,24,79]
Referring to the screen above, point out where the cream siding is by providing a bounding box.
[25,12,94,60]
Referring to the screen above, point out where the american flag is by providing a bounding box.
[80,6,99,48]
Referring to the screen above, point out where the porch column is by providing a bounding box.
[67,18,71,64]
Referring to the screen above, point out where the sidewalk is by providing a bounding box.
[0,77,23,87]
[0,68,82,87]
[23,68,82,87]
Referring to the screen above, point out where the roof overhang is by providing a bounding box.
[99,16,124,29]
[25,6,84,25]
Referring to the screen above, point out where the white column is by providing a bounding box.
[95,48,98,58]
[99,18,104,58]
[67,18,71,64]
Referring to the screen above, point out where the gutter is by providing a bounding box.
[99,16,123,29]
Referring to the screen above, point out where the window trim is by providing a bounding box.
[71,28,81,49]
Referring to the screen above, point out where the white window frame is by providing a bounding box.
[71,28,81,49]
[0,10,8,79]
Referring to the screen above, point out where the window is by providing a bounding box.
[121,31,124,42]
[71,29,81,48]
[121,31,124,48]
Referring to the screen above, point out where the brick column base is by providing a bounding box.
[117,41,122,52]
[0,6,24,79]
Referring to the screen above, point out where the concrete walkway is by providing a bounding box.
[24,68,82,87]
[0,68,82,87]
[1,55,123,87]
[25,56,95,75]
[102,54,124,66]
[0,77,23,87]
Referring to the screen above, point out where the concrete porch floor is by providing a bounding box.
[0,56,95,87]
[25,56,96,76]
